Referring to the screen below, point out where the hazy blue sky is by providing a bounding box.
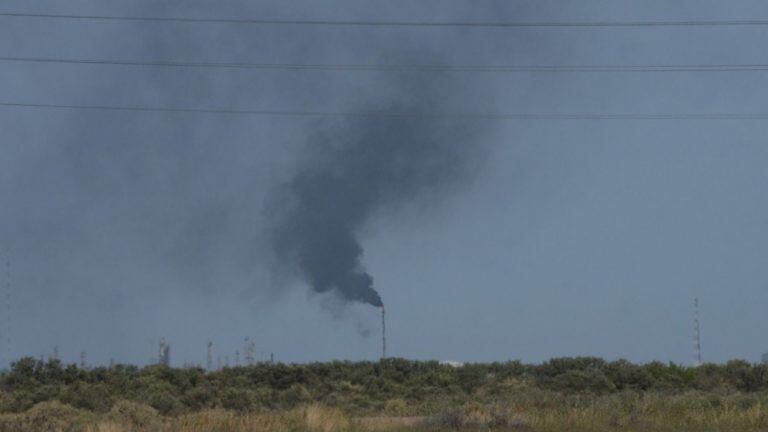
[1,0,768,368]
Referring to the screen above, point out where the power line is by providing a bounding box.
[2,101,768,120]
[2,12,768,28]
[5,56,768,73]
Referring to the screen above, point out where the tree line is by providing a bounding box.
[1,356,767,416]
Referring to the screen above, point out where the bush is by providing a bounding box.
[220,388,258,412]
[106,400,161,429]
[146,389,184,416]
[12,401,95,432]
[551,370,616,393]
[279,384,313,408]
[60,382,114,412]
[384,398,407,415]
[180,385,216,411]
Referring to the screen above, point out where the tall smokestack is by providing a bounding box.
[206,341,213,372]
[693,297,702,366]
[2,253,10,369]
[381,306,386,360]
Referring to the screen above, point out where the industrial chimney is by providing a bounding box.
[381,306,386,360]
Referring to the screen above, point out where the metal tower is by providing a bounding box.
[693,297,702,366]
[244,337,255,366]
[158,338,170,366]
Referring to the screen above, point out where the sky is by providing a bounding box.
[1,0,768,368]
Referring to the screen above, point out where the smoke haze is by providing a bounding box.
[267,87,485,308]
[2,0,768,366]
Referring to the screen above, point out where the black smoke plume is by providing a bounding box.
[267,83,484,308]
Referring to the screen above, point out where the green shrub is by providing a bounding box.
[551,370,616,394]
[106,399,161,429]
[146,389,184,416]
[220,388,258,412]
[180,385,216,411]
[383,398,408,415]
[14,401,95,432]
[60,382,114,412]
[279,384,313,408]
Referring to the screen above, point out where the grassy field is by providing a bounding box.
[2,393,768,431]
[3,357,768,431]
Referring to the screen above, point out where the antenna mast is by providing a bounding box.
[693,297,702,366]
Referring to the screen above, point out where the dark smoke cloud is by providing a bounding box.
[267,79,485,308]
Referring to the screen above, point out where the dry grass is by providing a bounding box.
[158,405,351,432]
[354,416,428,431]
[171,410,288,432]
[86,423,124,432]
[6,394,768,431]
[303,404,350,432]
